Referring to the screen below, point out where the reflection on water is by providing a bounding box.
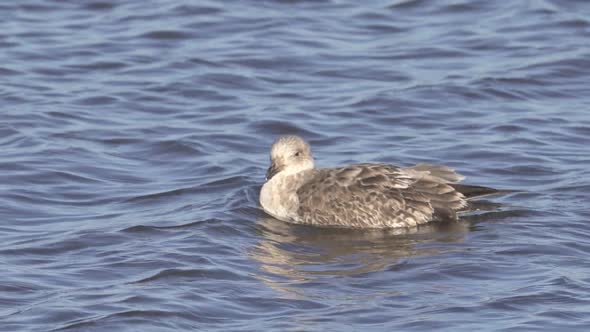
[249,194,529,300]
[250,195,520,278]
[251,217,470,291]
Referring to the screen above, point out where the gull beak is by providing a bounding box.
[265,163,280,181]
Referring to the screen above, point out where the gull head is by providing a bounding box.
[266,135,314,181]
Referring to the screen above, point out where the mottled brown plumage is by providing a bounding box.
[259,135,498,229]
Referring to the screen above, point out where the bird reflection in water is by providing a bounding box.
[249,216,471,298]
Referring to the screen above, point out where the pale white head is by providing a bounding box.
[266,135,315,180]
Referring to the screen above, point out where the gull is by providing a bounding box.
[260,135,501,228]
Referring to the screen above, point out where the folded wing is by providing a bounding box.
[296,163,468,228]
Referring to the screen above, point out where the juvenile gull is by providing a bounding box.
[260,135,500,229]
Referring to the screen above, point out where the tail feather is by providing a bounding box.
[451,184,506,199]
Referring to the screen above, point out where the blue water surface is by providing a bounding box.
[1,0,590,331]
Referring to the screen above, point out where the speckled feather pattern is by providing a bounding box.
[295,164,467,228]
[260,136,478,229]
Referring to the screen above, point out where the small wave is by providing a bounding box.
[124,176,247,204]
[51,310,186,331]
[83,2,117,11]
[130,267,246,284]
[0,67,22,75]
[140,30,193,40]
[68,61,128,71]
[120,219,220,233]
[74,96,120,106]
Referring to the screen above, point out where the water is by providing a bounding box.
[2,0,590,330]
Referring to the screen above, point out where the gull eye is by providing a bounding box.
[294,151,301,157]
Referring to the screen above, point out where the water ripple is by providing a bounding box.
[2,0,590,331]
